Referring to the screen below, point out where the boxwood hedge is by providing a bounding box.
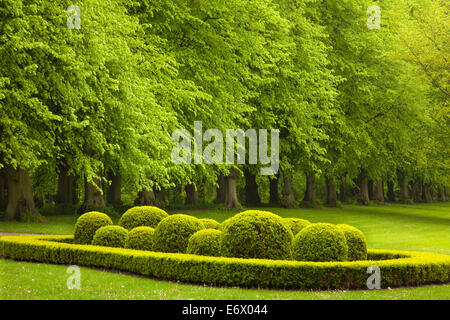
[220,210,293,260]
[125,226,155,251]
[337,224,368,261]
[153,214,205,253]
[1,235,449,290]
[293,223,349,262]
[187,229,222,257]
[199,218,221,230]
[118,206,168,230]
[283,218,311,235]
[73,212,113,244]
[92,225,128,248]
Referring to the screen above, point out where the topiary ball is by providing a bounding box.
[220,210,293,260]
[73,211,113,244]
[283,218,311,235]
[118,206,168,230]
[337,224,367,261]
[91,225,128,248]
[292,223,348,262]
[199,218,220,230]
[152,214,205,253]
[187,229,222,257]
[125,226,155,251]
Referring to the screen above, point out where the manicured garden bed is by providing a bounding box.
[1,234,449,290]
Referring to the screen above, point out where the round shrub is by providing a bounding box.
[283,218,311,235]
[118,206,168,230]
[337,224,367,261]
[153,214,205,253]
[125,226,155,251]
[73,211,113,244]
[293,223,348,262]
[187,229,222,257]
[199,218,220,230]
[220,210,293,260]
[92,225,128,248]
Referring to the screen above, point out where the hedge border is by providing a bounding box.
[1,235,449,290]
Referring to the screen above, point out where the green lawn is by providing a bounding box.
[1,202,449,299]
[1,259,449,300]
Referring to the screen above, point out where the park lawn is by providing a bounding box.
[0,202,449,299]
[1,259,449,300]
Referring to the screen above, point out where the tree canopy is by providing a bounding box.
[0,0,448,220]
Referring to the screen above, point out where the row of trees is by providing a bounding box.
[0,0,448,220]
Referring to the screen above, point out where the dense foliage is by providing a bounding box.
[152,214,205,253]
[118,206,168,230]
[73,212,113,244]
[0,0,448,220]
[199,218,221,230]
[187,229,222,257]
[220,210,293,260]
[283,218,311,235]
[292,223,349,262]
[2,235,450,290]
[92,225,128,248]
[337,224,368,261]
[124,226,155,251]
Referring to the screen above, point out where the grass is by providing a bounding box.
[1,259,449,300]
[0,202,449,299]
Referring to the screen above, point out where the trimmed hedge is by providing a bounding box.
[118,206,168,230]
[73,212,113,244]
[283,218,311,235]
[153,214,205,253]
[125,226,155,251]
[1,235,449,290]
[199,218,221,230]
[337,224,368,261]
[220,210,293,260]
[293,223,348,262]
[92,225,128,248]
[187,229,222,257]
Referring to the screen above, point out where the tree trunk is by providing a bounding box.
[82,174,105,211]
[197,178,206,203]
[398,175,409,203]
[422,183,433,203]
[224,168,240,209]
[0,170,6,211]
[135,188,156,206]
[107,171,122,207]
[212,184,217,200]
[244,167,260,205]
[56,165,77,206]
[281,173,297,208]
[214,174,226,204]
[269,173,280,204]
[301,174,316,207]
[374,180,384,203]
[411,179,422,202]
[339,182,348,202]
[155,188,166,205]
[325,176,338,206]
[357,171,370,205]
[185,183,199,205]
[387,180,395,202]
[439,186,446,201]
[4,167,41,221]
[368,180,374,200]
